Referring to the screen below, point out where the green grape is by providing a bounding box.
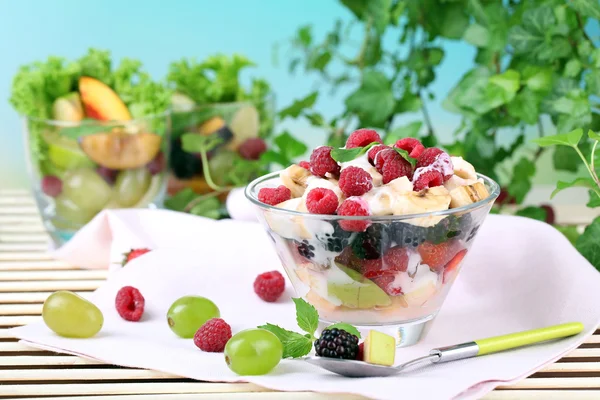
[224,329,283,375]
[208,150,237,186]
[167,296,220,338]
[62,168,112,212]
[42,291,103,338]
[113,168,151,207]
[53,193,98,229]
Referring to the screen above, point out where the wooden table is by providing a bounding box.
[1,189,600,399]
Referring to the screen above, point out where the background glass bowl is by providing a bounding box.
[23,113,170,247]
[246,171,500,346]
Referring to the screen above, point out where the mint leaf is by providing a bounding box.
[588,190,600,208]
[279,92,318,119]
[553,146,581,172]
[532,129,583,147]
[326,323,361,339]
[181,133,223,153]
[60,124,118,140]
[507,88,541,125]
[189,197,221,219]
[164,188,197,212]
[275,131,308,159]
[393,148,417,168]
[292,298,319,336]
[554,225,581,246]
[330,142,378,163]
[588,130,600,141]
[576,216,600,271]
[258,323,312,358]
[551,178,595,199]
[515,206,547,222]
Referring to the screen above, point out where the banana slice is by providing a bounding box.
[449,181,490,208]
[361,176,412,216]
[393,186,451,227]
[445,157,479,191]
[280,164,312,198]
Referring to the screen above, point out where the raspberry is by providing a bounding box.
[337,198,370,232]
[346,129,382,149]
[122,248,151,266]
[361,258,384,278]
[357,342,364,361]
[367,144,388,165]
[382,246,409,272]
[193,318,232,352]
[258,185,292,206]
[416,147,444,168]
[413,170,444,191]
[339,166,373,197]
[306,188,338,215]
[298,160,311,170]
[115,286,145,322]
[374,148,397,172]
[394,138,425,158]
[41,176,62,197]
[254,271,286,302]
[310,146,340,177]
[238,138,267,160]
[381,155,413,184]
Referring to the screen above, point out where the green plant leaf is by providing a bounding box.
[576,216,600,270]
[506,88,541,125]
[330,142,377,163]
[260,150,290,168]
[532,129,583,147]
[164,188,197,212]
[554,225,581,246]
[515,206,547,222]
[588,130,600,141]
[569,0,600,19]
[592,49,600,68]
[257,323,313,358]
[275,131,308,159]
[489,70,520,97]
[395,92,422,113]
[60,124,120,140]
[297,25,312,47]
[564,59,582,78]
[553,146,581,172]
[585,70,600,96]
[523,66,554,92]
[437,3,470,39]
[345,70,395,127]
[463,23,490,48]
[588,190,600,208]
[340,0,391,34]
[393,147,417,168]
[384,121,423,144]
[508,157,536,204]
[189,197,221,219]
[551,177,595,198]
[292,298,319,336]
[279,92,319,119]
[326,323,361,338]
[181,133,224,154]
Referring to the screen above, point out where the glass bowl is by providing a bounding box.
[23,112,170,247]
[246,171,500,346]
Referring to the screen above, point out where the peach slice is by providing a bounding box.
[79,77,131,121]
[79,131,161,170]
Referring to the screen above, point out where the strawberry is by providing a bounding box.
[417,241,463,272]
[443,249,468,284]
[122,248,151,266]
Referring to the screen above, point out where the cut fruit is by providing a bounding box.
[79,131,161,170]
[327,264,391,309]
[280,164,312,198]
[171,92,196,112]
[53,194,98,229]
[443,249,468,284]
[52,93,84,122]
[112,168,151,207]
[79,76,131,121]
[61,168,112,213]
[364,330,396,366]
[227,105,260,150]
[208,150,237,186]
[449,182,489,208]
[42,130,96,170]
[306,290,339,313]
[403,280,438,307]
[132,174,164,208]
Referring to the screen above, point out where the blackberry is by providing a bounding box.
[316,222,354,253]
[296,240,315,260]
[426,215,462,244]
[390,222,428,248]
[351,223,391,259]
[170,139,202,179]
[314,328,359,360]
[466,225,480,242]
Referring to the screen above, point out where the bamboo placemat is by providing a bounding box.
[1,190,599,399]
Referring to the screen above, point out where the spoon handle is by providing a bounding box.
[430,322,584,363]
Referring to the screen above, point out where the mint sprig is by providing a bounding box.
[330,142,378,163]
[325,323,361,339]
[393,147,417,168]
[258,297,359,359]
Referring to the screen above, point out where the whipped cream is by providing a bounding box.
[444,157,478,191]
[391,263,440,295]
[413,152,454,183]
[361,176,412,216]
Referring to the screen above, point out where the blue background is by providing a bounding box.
[1,0,596,189]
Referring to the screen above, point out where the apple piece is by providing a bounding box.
[327,264,391,309]
[79,131,161,170]
[171,92,196,112]
[364,330,396,366]
[79,76,131,121]
[42,130,95,170]
[52,92,84,122]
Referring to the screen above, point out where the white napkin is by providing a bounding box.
[11,211,600,400]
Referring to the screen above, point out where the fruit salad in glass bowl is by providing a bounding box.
[10,49,172,246]
[246,129,499,346]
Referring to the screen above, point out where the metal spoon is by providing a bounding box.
[304,322,584,378]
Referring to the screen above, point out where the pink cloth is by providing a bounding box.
[10,210,600,400]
